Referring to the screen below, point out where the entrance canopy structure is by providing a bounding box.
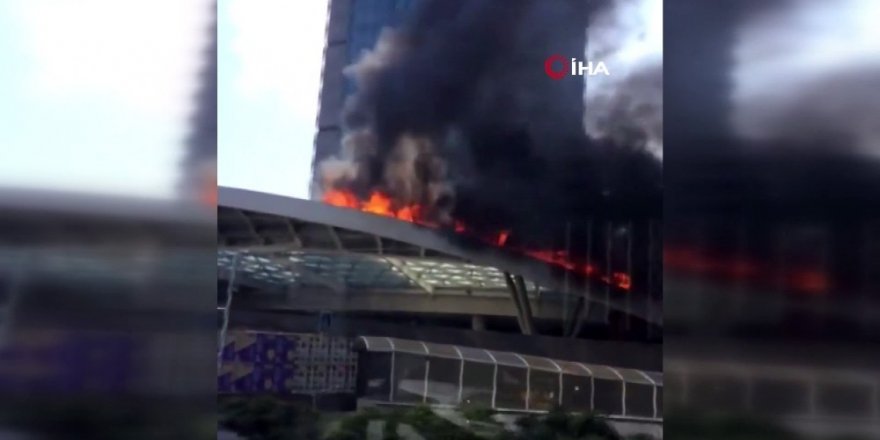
[356,336,662,421]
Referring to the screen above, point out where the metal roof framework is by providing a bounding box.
[218,187,661,325]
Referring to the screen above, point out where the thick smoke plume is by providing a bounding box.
[319,0,662,241]
[583,0,663,159]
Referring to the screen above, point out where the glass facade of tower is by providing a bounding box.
[311,0,423,196]
[345,0,420,95]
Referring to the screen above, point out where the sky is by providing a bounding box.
[217,0,328,200]
[0,0,213,198]
[0,0,336,200]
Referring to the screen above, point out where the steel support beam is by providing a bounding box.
[504,272,528,334]
[327,225,344,250]
[570,297,592,338]
[284,219,303,248]
[218,253,239,368]
[237,210,262,244]
[504,272,535,335]
[565,295,585,337]
[514,275,536,334]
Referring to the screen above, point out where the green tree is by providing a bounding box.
[219,396,321,440]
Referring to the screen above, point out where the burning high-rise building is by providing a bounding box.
[220,1,663,428]
[310,0,661,276]
[313,1,661,220]
[311,0,423,198]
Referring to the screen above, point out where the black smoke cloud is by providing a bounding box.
[321,0,662,242]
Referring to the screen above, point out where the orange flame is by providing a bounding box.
[323,189,631,291]
[324,189,426,223]
[324,189,359,209]
[363,192,393,216]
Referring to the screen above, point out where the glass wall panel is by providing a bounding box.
[496,366,528,410]
[392,352,427,404]
[561,374,592,412]
[425,357,460,405]
[593,378,623,416]
[358,352,392,401]
[529,370,560,411]
[625,383,655,418]
[461,361,494,407]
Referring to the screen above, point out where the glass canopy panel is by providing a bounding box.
[394,339,430,355]
[617,368,654,385]
[425,341,461,360]
[584,364,625,381]
[358,336,394,352]
[457,346,495,364]
[492,351,528,368]
[557,360,590,377]
[521,354,561,373]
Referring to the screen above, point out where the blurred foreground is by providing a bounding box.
[665,0,880,438]
[0,189,216,439]
[0,0,217,438]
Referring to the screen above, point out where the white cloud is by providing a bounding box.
[18,0,212,124]
[218,0,328,200]
[228,0,328,121]
[1,0,213,198]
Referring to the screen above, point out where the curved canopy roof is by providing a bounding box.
[218,187,660,325]
[357,336,661,384]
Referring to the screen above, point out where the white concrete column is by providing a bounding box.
[471,314,486,331]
